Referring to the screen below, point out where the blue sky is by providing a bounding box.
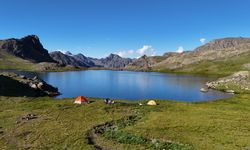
[1,0,250,58]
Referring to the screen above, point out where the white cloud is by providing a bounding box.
[176,46,184,53]
[116,51,127,57]
[200,38,206,44]
[115,45,156,58]
[137,45,155,56]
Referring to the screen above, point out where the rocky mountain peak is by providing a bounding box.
[107,53,121,60]
[0,35,55,63]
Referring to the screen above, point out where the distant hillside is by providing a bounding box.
[50,52,132,69]
[0,35,55,63]
[126,37,250,76]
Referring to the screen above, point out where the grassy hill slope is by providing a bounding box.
[155,52,250,77]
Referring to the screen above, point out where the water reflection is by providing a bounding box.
[1,70,232,101]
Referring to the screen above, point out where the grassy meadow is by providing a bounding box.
[0,94,249,150]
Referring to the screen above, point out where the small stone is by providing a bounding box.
[200,87,209,92]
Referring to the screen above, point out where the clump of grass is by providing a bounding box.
[100,111,193,150]
[104,130,192,150]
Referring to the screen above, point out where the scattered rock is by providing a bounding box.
[21,114,37,121]
[29,83,37,89]
[19,75,26,79]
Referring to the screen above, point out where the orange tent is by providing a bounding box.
[74,96,89,104]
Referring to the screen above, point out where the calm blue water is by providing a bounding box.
[4,70,232,102]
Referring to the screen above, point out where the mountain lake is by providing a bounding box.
[3,70,233,102]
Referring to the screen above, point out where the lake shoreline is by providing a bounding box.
[0,70,233,102]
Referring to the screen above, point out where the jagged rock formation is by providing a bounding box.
[0,72,60,96]
[0,35,55,63]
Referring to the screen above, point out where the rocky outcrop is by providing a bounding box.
[125,55,160,71]
[0,72,60,96]
[0,35,55,63]
[206,71,250,93]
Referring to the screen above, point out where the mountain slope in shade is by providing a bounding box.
[98,54,132,69]
[49,51,91,68]
[0,35,55,63]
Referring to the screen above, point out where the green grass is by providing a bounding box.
[0,95,250,150]
[0,52,36,70]
[0,51,80,72]
[0,97,139,149]
[123,95,250,150]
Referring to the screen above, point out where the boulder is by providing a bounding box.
[200,87,209,92]
[225,90,235,94]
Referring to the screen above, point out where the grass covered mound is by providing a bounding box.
[0,95,250,150]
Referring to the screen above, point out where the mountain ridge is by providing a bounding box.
[0,35,250,75]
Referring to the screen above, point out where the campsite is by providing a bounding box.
[1,0,250,149]
[1,93,250,149]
